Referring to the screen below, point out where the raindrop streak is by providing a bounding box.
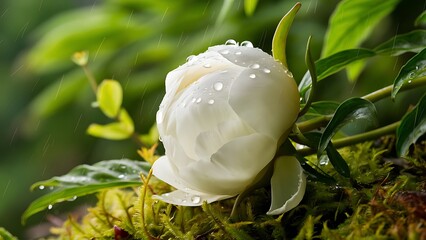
[225,39,238,46]
[208,99,215,105]
[249,64,260,69]
[191,196,201,204]
[263,68,271,73]
[249,74,256,79]
[213,82,223,91]
[241,41,253,48]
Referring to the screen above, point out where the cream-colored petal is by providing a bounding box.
[267,156,306,215]
[152,190,233,207]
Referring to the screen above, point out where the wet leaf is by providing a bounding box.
[375,30,426,56]
[272,2,301,68]
[22,159,150,224]
[301,101,340,119]
[392,48,426,99]
[396,93,426,156]
[97,79,123,118]
[298,71,312,104]
[316,49,376,80]
[87,109,134,140]
[319,98,377,154]
[244,0,258,16]
[325,142,350,178]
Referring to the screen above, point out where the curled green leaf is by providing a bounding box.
[272,2,301,68]
[396,93,426,157]
[97,79,123,118]
[392,48,426,100]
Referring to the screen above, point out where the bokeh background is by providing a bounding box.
[1,0,424,237]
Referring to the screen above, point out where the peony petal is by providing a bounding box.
[152,189,233,207]
[267,156,306,215]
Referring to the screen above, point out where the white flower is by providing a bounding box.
[152,42,306,215]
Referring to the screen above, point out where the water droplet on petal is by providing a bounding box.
[48,204,53,210]
[249,74,256,79]
[241,41,253,48]
[191,195,201,204]
[191,98,197,103]
[284,69,294,78]
[208,99,215,105]
[225,39,238,46]
[38,185,45,190]
[203,63,211,68]
[221,50,230,55]
[186,55,195,62]
[196,97,202,103]
[213,82,223,91]
[249,63,260,69]
[235,51,242,55]
[263,68,271,73]
[159,136,163,142]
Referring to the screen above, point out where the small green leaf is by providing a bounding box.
[319,98,377,154]
[375,30,426,56]
[294,154,336,184]
[322,0,400,57]
[87,109,134,140]
[97,79,123,118]
[396,93,426,156]
[316,49,376,80]
[392,48,426,99]
[298,71,312,103]
[272,2,301,68]
[22,159,151,224]
[299,36,317,117]
[244,0,258,16]
[0,228,17,240]
[415,11,426,27]
[140,123,159,146]
[325,142,350,177]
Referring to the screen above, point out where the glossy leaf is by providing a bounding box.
[97,79,123,118]
[302,101,340,119]
[244,0,258,16]
[415,11,426,27]
[87,109,134,140]
[22,159,151,224]
[325,142,350,177]
[322,0,400,57]
[375,30,426,56]
[272,2,301,68]
[319,98,377,154]
[392,48,426,99]
[396,93,426,156]
[298,71,312,103]
[316,49,376,80]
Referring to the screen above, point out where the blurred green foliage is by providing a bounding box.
[0,0,424,237]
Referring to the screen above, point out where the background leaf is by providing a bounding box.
[319,98,377,154]
[244,0,259,17]
[396,93,426,156]
[22,159,150,224]
[392,48,426,99]
[415,11,426,27]
[374,30,426,56]
[97,79,123,118]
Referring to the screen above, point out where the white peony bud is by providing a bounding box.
[152,41,306,215]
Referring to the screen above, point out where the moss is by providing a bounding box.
[47,141,426,239]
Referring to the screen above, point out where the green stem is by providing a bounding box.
[297,121,400,156]
[362,76,426,102]
[82,65,98,94]
[296,115,332,132]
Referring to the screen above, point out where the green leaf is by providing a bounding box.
[244,0,258,16]
[97,79,123,118]
[325,142,350,177]
[316,49,376,80]
[298,71,312,103]
[299,36,317,117]
[22,159,150,224]
[0,228,17,240]
[375,30,426,56]
[322,0,400,57]
[87,109,134,140]
[319,98,377,154]
[415,11,426,27]
[272,2,301,68]
[396,93,426,156]
[294,154,336,184]
[140,123,159,146]
[392,48,426,99]
[302,101,340,119]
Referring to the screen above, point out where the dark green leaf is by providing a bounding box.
[375,30,426,56]
[319,98,377,154]
[272,2,301,68]
[322,0,400,57]
[325,142,350,178]
[396,93,426,156]
[298,71,312,103]
[415,11,426,27]
[392,48,426,99]
[22,159,150,224]
[316,49,376,80]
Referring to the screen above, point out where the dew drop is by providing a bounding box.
[408,72,415,79]
[235,51,242,55]
[196,97,202,103]
[241,40,253,48]
[208,99,215,105]
[118,174,125,179]
[38,185,45,190]
[68,196,78,202]
[120,165,127,169]
[186,55,196,62]
[284,69,294,78]
[191,195,201,204]
[191,98,197,103]
[203,63,211,68]
[213,82,224,91]
[408,80,412,84]
[48,204,53,210]
[221,50,230,55]
[163,193,170,197]
[225,39,238,46]
[249,74,256,79]
[263,68,271,73]
[249,63,260,69]
[159,136,163,142]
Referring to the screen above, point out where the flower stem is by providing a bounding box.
[362,76,426,102]
[82,65,98,94]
